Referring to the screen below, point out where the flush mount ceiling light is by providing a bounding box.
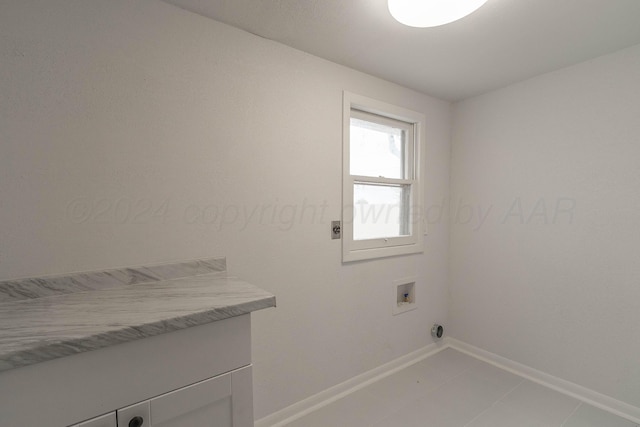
[388,0,488,28]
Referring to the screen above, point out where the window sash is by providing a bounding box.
[349,109,415,180]
[350,180,417,250]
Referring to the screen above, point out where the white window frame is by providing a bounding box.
[342,92,426,262]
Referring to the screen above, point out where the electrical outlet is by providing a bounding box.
[331,220,341,239]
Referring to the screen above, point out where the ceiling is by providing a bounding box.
[161,0,640,101]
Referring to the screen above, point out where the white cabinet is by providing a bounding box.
[0,314,255,427]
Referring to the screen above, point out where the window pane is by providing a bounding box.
[353,183,410,240]
[350,117,405,179]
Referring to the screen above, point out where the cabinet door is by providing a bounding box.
[150,371,233,427]
[230,365,254,427]
[149,366,253,427]
[73,412,116,427]
[117,400,150,427]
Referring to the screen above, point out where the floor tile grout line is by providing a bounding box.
[370,353,523,427]
[285,347,639,427]
[495,377,526,406]
[363,354,483,426]
[278,347,452,427]
[462,377,525,427]
[560,402,583,427]
[448,341,640,425]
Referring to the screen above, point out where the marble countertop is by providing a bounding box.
[0,258,275,372]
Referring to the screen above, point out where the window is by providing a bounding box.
[342,92,425,262]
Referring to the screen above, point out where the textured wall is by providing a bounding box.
[450,43,640,407]
[0,0,451,418]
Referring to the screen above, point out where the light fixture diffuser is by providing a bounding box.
[388,0,488,28]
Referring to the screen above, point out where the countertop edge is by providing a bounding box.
[0,295,276,373]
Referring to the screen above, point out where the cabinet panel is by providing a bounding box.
[150,371,232,426]
[153,395,232,427]
[73,412,116,427]
[231,366,253,427]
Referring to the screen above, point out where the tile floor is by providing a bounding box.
[284,348,638,427]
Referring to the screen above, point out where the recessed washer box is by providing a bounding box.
[392,277,417,315]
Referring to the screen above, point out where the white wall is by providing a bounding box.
[0,0,451,418]
[450,43,640,408]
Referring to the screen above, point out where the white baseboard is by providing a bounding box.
[446,337,640,425]
[256,338,640,426]
[255,342,445,427]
